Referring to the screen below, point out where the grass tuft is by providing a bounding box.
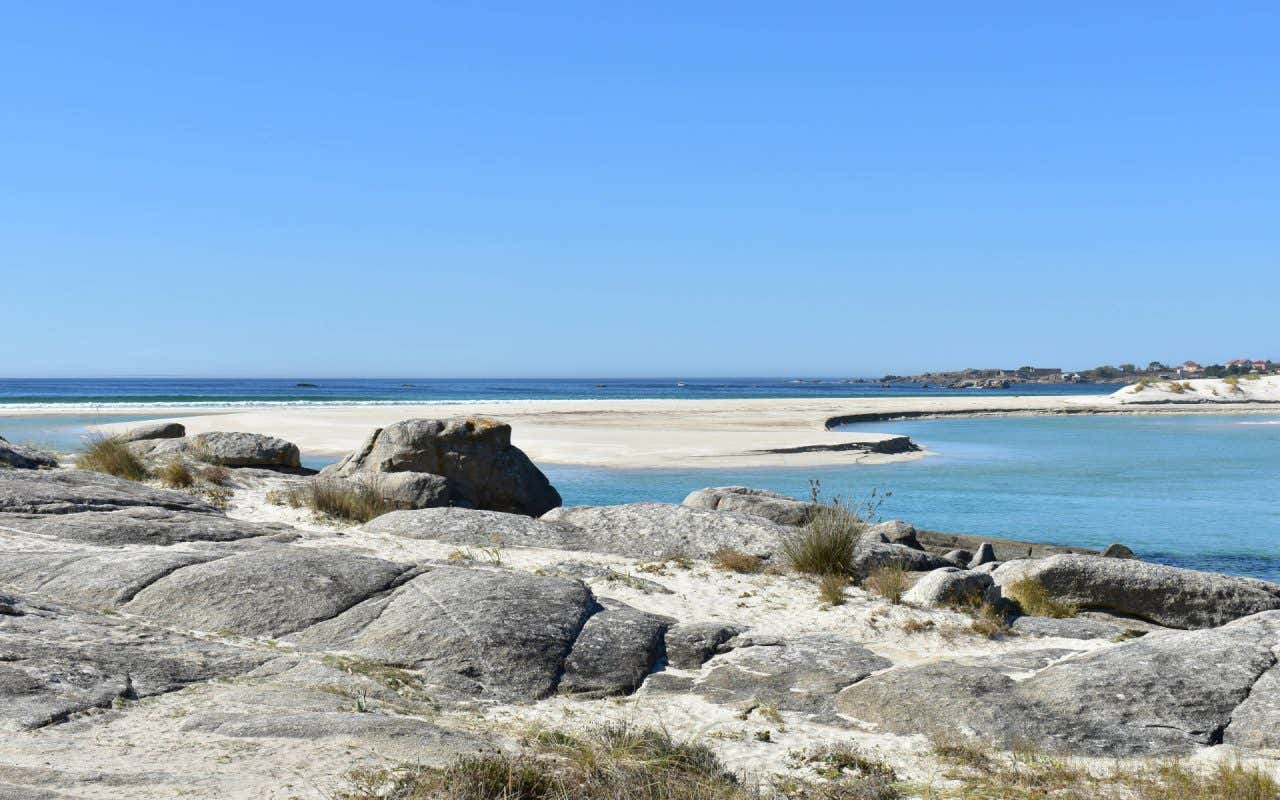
[818,573,847,605]
[77,435,149,481]
[272,477,405,523]
[1004,577,1078,619]
[784,502,863,577]
[157,458,194,488]
[863,564,909,604]
[713,549,764,574]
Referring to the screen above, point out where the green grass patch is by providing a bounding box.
[76,435,149,481]
[1003,577,1078,619]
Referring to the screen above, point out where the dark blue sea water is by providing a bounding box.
[0,377,1109,408]
[3,379,1276,581]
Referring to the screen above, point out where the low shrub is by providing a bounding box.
[863,564,908,604]
[77,435,149,481]
[713,549,764,574]
[784,501,863,576]
[1003,577,1077,619]
[969,600,1011,639]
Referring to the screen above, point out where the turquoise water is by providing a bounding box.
[545,415,1280,581]
[5,411,1277,581]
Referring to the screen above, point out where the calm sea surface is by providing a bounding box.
[3,379,1276,581]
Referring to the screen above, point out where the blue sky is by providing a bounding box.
[3,2,1277,377]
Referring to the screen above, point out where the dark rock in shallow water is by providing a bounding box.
[0,437,58,470]
[682,486,817,526]
[837,610,1280,756]
[1102,543,1136,559]
[119,422,185,442]
[993,554,1280,629]
[541,502,792,561]
[321,417,560,516]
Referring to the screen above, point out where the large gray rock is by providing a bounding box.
[0,469,213,515]
[993,554,1280,629]
[0,593,268,731]
[559,601,673,697]
[362,506,593,550]
[867,520,923,549]
[837,611,1280,756]
[124,548,408,637]
[0,437,57,470]
[1009,615,1127,640]
[902,567,993,608]
[682,486,817,526]
[0,550,221,609]
[664,622,747,669]
[853,540,953,578]
[1224,660,1280,751]
[189,431,301,469]
[288,565,596,701]
[540,502,792,561]
[120,422,185,442]
[320,417,560,516]
[683,633,892,719]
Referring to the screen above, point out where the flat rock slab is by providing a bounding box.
[994,554,1280,629]
[289,565,596,701]
[362,506,594,550]
[680,633,892,720]
[0,593,268,731]
[540,502,792,561]
[837,610,1280,756]
[124,548,409,637]
[0,550,221,609]
[0,470,215,515]
[1009,615,1128,640]
[2,506,287,546]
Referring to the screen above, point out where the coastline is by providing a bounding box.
[3,385,1267,469]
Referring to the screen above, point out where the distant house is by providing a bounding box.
[1252,360,1268,373]
[1228,359,1252,368]
[1180,360,1203,376]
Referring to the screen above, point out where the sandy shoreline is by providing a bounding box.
[0,384,1256,468]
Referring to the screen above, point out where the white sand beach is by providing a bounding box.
[77,377,1280,468]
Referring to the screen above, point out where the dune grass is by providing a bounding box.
[1003,577,1078,619]
[783,500,863,577]
[271,477,403,523]
[818,573,847,605]
[76,435,149,481]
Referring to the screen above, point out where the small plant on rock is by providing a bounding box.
[818,573,848,605]
[157,458,194,488]
[864,564,908,604]
[1004,577,1077,619]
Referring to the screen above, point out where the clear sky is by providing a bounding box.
[3,2,1277,378]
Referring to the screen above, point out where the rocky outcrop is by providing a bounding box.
[852,540,953,578]
[0,437,57,470]
[902,567,993,608]
[993,554,1280,629]
[129,431,301,470]
[320,417,560,516]
[837,611,1280,756]
[682,486,817,526]
[541,503,791,561]
[559,601,673,697]
[120,422,186,442]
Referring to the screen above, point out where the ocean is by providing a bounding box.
[3,378,1277,581]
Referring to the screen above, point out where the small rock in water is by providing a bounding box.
[1101,543,1136,559]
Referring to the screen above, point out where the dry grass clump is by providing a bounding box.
[200,465,232,485]
[713,549,764,574]
[1224,374,1244,393]
[271,477,403,523]
[157,458,194,488]
[968,601,1011,639]
[863,564,908,604]
[340,724,907,800]
[818,574,848,606]
[76,435,149,481]
[1003,578,1078,619]
[925,733,1280,800]
[901,617,935,635]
